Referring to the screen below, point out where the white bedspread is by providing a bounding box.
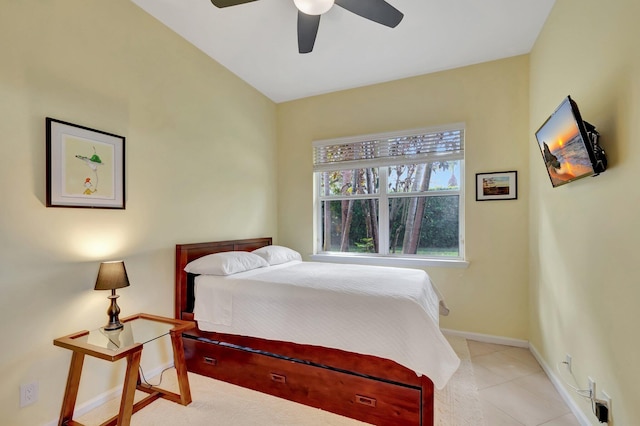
[193,261,460,389]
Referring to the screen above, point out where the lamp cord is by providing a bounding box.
[138,364,174,388]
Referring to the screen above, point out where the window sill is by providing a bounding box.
[309,253,469,269]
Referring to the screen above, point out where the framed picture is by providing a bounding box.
[46,118,125,209]
[476,171,517,201]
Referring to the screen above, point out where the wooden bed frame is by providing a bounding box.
[175,237,434,426]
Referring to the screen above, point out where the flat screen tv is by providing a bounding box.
[535,96,606,188]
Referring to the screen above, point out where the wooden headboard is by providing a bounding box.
[174,237,272,320]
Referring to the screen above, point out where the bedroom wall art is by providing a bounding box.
[475,171,518,201]
[46,118,125,209]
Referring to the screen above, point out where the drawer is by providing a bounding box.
[183,337,422,425]
[184,336,302,399]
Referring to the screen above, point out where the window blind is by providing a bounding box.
[312,125,464,172]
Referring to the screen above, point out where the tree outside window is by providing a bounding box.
[314,126,464,260]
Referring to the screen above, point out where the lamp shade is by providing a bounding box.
[94,261,130,291]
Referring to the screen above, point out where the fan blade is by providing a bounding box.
[298,12,321,54]
[335,0,403,28]
[210,0,258,8]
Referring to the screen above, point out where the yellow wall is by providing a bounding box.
[277,56,531,338]
[0,1,277,424]
[5,0,636,424]
[529,0,640,423]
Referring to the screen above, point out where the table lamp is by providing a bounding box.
[94,261,130,331]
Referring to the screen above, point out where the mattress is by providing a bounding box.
[193,261,460,389]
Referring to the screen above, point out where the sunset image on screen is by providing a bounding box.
[535,99,594,186]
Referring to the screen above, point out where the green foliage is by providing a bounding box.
[354,237,375,253]
[322,161,460,256]
[389,196,459,254]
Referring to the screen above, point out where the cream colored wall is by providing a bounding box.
[0,1,277,424]
[10,0,637,424]
[277,56,531,338]
[529,0,640,424]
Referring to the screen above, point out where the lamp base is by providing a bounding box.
[103,321,124,331]
[104,291,124,331]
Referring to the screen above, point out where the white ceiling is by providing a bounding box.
[131,0,555,103]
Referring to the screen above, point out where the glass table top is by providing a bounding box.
[78,318,173,351]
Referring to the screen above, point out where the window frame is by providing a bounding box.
[312,125,468,268]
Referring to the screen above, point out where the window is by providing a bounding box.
[313,124,464,264]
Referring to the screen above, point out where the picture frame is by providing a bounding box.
[46,118,125,209]
[476,171,518,201]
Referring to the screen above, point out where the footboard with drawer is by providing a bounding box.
[181,329,433,425]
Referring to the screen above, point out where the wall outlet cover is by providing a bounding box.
[20,381,38,407]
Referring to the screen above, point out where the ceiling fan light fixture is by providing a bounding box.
[294,0,334,15]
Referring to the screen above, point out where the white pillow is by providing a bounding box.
[252,245,302,266]
[184,251,268,276]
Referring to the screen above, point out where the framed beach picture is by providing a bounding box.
[476,171,517,201]
[46,118,125,209]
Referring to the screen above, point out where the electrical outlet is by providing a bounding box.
[588,377,596,400]
[20,381,38,407]
[595,391,612,423]
[565,354,572,372]
[601,391,611,410]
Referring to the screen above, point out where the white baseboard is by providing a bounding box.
[47,336,594,426]
[529,344,592,426]
[45,362,173,426]
[441,328,529,348]
[442,328,592,426]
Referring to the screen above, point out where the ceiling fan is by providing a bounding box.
[210,0,404,54]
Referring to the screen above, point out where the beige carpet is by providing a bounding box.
[434,336,485,425]
[77,336,484,425]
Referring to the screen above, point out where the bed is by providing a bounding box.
[175,237,459,426]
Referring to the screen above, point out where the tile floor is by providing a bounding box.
[467,340,582,426]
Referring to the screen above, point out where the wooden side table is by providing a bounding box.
[53,313,195,426]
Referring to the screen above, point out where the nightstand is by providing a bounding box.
[53,313,195,426]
